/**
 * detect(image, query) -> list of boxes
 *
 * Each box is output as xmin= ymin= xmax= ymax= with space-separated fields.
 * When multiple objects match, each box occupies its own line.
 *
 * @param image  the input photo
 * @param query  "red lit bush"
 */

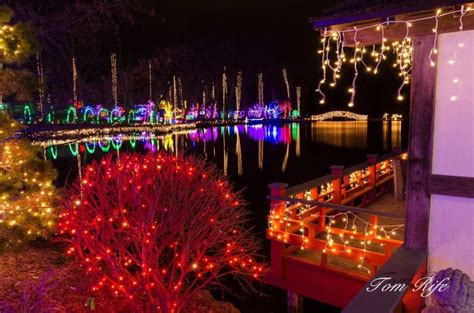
xmin=58 ymin=153 xmax=263 ymax=312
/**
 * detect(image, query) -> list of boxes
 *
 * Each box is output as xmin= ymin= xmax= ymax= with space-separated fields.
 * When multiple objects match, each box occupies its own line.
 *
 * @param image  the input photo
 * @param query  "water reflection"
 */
xmin=43 ymin=121 xmax=403 ymax=179
xmin=311 ymin=121 xmax=368 ymax=148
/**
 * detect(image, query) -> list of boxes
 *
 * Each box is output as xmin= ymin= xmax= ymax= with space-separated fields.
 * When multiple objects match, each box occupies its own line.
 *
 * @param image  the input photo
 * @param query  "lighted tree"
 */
xmin=0 ymin=113 xmax=58 ymax=248
xmin=0 ymin=5 xmax=37 ymax=102
xmin=58 ymin=153 xmax=263 ymax=312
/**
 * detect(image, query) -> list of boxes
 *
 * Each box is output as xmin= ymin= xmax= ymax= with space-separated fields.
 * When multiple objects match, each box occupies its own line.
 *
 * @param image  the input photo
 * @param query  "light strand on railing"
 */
xmin=320 ymin=210 xmax=404 ymax=274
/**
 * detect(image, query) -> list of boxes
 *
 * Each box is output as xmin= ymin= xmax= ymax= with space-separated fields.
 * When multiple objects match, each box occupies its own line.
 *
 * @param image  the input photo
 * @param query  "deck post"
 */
xmin=330 ymin=165 xmax=344 ymax=203
xmin=392 ymin=155 xmax=405 ymax=201
xmin=367 ymin=154 xmax=378 ymax=201
xmin=287 ymin=291 xmax=304 ymax=313
xmin=405 ymin=34 xmax=437 ymax=251
xmin=269 ymin=182 xmax=288 ymax=278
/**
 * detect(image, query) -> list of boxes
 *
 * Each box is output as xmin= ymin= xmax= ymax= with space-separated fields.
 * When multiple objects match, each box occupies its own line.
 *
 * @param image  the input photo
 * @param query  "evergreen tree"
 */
xmin=0 ymin=112 xmax=57 ymax=248
xmin=0 ymin=5 xmax=37 ymax=102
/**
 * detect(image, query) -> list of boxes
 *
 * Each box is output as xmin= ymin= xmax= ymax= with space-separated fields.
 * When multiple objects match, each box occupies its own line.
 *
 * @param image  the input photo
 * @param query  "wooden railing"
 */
xmin=267 ymin=151 xmax=407 ymax=279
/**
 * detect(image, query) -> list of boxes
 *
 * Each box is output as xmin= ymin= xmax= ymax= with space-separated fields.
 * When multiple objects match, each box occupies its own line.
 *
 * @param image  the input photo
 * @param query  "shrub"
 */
xmin=0 ymin=113 xmax=58 ymax=249
xmin=58 ymin=153 xmax=263 ymax=312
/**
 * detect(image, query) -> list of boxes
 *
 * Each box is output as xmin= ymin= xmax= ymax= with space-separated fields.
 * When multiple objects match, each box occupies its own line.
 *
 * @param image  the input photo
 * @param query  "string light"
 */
xmin=310 ymin=110 xmax=368 ymax=121
xmin=36 ymin=53 xmax=45 ymax=114
xmin=258 ymin=72 xmax=264 ymax=106
xmin=282 ymin=68 xmax=290 ymax=99
xmin=111 ymin=53 xmax=118 ymax=105
xmin=348 ymin=27 xmax=359 ymax=107
xmin=148 ymin=61 xmax=152 ymax=101
xmin=221 ymin=67 xmax=227 ymax=116
xmin=0 ymin=115 xmax=57 ymax=244
xmin=235 ymin=71 xmax=243 ymax=114
xmin=72 ymin=57 xmax=78 ymax=103
xmin=316 ymin=7 xmax=470 ymax=105
xmin=316 ymin=29 xmax=328 ymax=104
xmin=177 ymin=77 xmax=183 ymax=108
xmin=296 ymin=86 xmax=301 ymax=114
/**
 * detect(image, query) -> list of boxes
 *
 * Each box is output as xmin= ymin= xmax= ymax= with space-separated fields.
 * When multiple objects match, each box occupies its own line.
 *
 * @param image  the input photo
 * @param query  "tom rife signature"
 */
xmin=366 ymin=274 xmax=450 ymax=297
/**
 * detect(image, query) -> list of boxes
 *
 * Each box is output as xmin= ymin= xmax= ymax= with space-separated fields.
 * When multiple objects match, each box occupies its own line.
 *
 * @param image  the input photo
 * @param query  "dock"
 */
xmin=265 ymin=150 xmax=412 ymax=309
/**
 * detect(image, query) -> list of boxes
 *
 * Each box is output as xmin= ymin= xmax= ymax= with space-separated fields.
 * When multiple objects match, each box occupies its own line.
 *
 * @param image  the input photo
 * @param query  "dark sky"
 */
xmin=115 ymin=0 xmax=408 ymax=117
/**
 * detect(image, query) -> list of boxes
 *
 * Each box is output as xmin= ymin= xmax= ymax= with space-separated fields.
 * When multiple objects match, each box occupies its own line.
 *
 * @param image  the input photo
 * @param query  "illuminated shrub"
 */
xmin=58 ymin=153 xmax=263 ymax=312
xmin=0 ymin=113 xmax=58 ymax=248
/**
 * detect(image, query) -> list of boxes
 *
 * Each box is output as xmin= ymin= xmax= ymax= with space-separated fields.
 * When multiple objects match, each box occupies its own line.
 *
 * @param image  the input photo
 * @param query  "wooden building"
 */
xmin=265 ymin=1 xmax=474 ymax=312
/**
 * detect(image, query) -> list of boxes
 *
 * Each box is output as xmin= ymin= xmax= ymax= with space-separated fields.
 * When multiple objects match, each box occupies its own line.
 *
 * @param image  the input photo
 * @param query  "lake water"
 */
xmin=46 ymin=120 xmax=407 ymax=312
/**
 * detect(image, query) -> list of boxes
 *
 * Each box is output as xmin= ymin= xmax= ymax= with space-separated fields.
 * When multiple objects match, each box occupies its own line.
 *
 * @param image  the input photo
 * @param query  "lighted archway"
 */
xmin=66 ymin=106 xmax=77 ymax=124
xmin=83 ymin=106 xmax=95 ymax=123
xmin=23 ymin=105 xmax=32 ymax=124
xmin=96 ymin=108 xmax=110 ymax=124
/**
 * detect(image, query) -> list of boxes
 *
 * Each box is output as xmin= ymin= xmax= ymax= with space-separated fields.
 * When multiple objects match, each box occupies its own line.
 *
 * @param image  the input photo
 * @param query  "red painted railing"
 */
xmin=267 ymin=151 xmax=407 ymax=288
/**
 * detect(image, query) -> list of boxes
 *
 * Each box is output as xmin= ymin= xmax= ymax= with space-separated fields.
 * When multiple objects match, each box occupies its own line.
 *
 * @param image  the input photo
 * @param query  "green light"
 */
xmin=149 ymin=111 xmax=155 ymax=124
xmin=66 ymin=106 xmax=77 ymax=124
xmin=127 ymin=110 xmax=136 ymax=124
xmin=46 ymin=111 xmax=55 ymax=124
xmin=96 ymin=109 xmax=109 ymax=124
xmin=129 ymin=138 xmax=137 ymax=148
xmin=83 ymin=107 xmax=95 ymax=123
xmin=85 ymin=142 xmax=96 ymax=154
xmin=68 ymin=143 xmax=78 ymax=156
xmin=23 ymin=105 xmax=32 ymax=124
xmin=99 ymin=140 xmax=110 ymax=152
xmin=49 ymin=146 xmax=58 ymax=160
xmin=111 ymin=138 xmax=122 ymax=150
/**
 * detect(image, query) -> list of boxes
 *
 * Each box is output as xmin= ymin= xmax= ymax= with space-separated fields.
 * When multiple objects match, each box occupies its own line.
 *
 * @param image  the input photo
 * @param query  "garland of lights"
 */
xmin=72 ymin=57 xmax=78 ymax=102
xmin=258 ymin=72 xmax=264 ymax=106
xmin=148 ymin=60 xmax=152 ymax=101
xmin=268 ymin=188 xmax=404 ymax=274
xmin=296 ymin=86 xmax=301 ymax=114
xmin=235 ymin=71 xmax=243 ymax=113
xmin=310 ymin=110 xmax=368 ymax=121
xmin=316 ymin=5 xmax=473 ymax=107
xmin=111 ymin=53 xmax=118 ymax=105
xmin=282 ymin=68 xmax=290 ymax=99
xmin=222 ymin=67 xmax=227 ymax=113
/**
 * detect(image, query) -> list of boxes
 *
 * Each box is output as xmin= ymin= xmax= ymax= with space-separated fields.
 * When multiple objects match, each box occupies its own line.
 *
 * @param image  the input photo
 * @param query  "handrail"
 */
xmin=286 ymin=150 xmax=406 ymax=196
xmin=342 ymin=245 xmax=426 ymax=313
xmin=286 ymin=173 xmax=335 ymax=195
xmin=268 ymin=195 xmax=405 ymax=219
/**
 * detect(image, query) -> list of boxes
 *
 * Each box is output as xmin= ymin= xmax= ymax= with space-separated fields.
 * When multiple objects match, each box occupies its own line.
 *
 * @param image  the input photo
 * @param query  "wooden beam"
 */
xmin=430 ymin=174 xmax=474 ymax=198
xmin=342 ymin=245 xmax=426 ymax=313
xmin=311 ymin=1 xmax=473 ymax=29
xmin=404 ymin=35 xmax=437 ymax=252
xmin=338 ymin=9 xmax=474 ymax=46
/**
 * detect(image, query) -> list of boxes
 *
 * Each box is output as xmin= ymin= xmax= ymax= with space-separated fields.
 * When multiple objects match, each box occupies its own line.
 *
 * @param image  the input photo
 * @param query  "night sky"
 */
xmin=115 ymin=0 xmax=408 ymax=117
xmin=7 ymin=0 xmax=408 ymax=118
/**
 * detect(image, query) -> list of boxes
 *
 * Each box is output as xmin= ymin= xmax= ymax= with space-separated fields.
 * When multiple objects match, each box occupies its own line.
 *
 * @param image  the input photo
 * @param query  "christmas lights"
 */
xmin=310 ymin=111 xmax=368 ymax=121
xmin=0 ymin=113 xmax=58 ymax=247
xmin=58 ymin=153 xmax=263 ymax=311
xmin=316 ymin=6 xmax=473 ymax=106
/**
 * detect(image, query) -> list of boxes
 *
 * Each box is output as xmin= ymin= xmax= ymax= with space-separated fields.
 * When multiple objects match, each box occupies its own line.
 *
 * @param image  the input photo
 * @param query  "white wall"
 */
xmin=428 ymin=29 xmax=474 ymax=279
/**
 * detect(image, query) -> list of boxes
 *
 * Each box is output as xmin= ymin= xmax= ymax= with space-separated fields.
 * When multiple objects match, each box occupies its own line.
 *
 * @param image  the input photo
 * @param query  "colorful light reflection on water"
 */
xmin=47 ymin=121 xmax=403 ymax=180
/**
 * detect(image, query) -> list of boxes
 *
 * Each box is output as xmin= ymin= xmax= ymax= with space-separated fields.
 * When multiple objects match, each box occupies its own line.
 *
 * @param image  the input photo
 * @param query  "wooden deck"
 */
xmin=265 ymin=151 xmax=409 ymax=308
xmin=290 ymin=191 xmax=405 ymax=278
